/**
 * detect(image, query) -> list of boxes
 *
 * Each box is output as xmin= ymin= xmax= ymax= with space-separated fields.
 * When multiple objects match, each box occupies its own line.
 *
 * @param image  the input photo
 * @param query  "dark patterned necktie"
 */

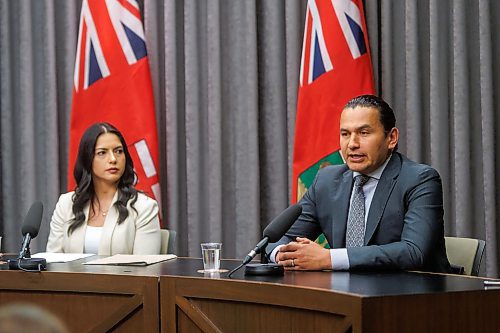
xmin=346 ymin=175 xmax=370 ymax=247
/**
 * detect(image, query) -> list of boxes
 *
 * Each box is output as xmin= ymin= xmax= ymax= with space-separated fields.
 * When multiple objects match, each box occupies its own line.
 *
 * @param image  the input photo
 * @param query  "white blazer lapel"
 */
xmin=68 ymin=202 xmax=89 ymax=253
xmin=98 ymin=191 xmax=119 ymax=255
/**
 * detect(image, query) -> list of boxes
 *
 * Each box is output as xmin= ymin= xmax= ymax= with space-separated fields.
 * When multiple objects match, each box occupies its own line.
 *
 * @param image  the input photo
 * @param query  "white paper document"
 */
xmin=83 ymin=254 xmax=177 ymax=266
xmin=32 ymin=252 xmax=95 ymax=263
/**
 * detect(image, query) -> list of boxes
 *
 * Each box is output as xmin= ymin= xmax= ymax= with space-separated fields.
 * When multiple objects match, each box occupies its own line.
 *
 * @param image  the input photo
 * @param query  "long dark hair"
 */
xmin=69 ymin=122 xmax=138 ymax=234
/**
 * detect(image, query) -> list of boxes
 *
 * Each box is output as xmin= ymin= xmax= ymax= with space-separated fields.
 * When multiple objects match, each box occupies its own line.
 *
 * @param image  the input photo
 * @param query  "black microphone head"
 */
xmin=21 ymin=201 xmax=44 ymax=237
xmin=263 ymin=204 xmax=302 ymax=242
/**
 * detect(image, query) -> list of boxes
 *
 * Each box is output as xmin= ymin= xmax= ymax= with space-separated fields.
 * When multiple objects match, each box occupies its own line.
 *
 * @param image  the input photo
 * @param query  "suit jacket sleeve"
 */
xmin=46 ymin=192 xmax=73 ymax=253
xmin=131 ymin=194 xmax=161 ymax=254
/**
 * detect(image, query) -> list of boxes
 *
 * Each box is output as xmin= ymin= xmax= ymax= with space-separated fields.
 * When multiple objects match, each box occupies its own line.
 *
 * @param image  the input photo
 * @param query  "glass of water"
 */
xmin=201 ymin=242 xmax=222 ymax=272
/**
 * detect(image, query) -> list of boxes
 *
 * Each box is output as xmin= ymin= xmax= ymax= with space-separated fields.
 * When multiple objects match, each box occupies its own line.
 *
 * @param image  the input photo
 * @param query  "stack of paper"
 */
xmin=83 ymin=254 xmax=177 ymax=266
xmin=32 ymin=252 xmax=95 ymax=263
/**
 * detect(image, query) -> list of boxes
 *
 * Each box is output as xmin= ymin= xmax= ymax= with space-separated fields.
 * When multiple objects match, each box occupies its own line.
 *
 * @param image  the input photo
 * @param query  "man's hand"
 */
xmin=276 ymin=237 xmax=332 ymax=270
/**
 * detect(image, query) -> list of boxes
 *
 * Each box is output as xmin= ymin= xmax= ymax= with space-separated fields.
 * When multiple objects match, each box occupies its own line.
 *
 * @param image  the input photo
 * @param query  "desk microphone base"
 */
xmin=244 ymin=263 xmax=284 ymax=276
xmin=8 ymin=258 xmax=47 ymax=271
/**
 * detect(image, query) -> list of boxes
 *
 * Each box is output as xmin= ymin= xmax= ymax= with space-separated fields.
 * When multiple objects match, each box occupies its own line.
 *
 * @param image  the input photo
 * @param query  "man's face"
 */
xmin=340 ymin=106 xmax=398 ymax=174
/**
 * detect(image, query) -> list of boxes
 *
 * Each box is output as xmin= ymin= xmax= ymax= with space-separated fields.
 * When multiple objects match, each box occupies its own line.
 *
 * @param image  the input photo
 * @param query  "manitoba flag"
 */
xmin=69 ymin=0 xmax=161 ymax=209
xmin=292 ymin=0 xmax=375 ymax=204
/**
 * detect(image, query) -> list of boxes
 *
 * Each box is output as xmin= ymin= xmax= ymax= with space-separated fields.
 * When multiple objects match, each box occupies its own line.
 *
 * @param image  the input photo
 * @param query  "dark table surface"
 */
xmin=1 ymin=255 xmax=495 ymax=298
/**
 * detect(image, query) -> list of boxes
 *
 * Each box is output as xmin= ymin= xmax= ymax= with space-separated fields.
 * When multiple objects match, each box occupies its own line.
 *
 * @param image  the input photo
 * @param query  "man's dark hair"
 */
xmin=344 ymin=94 xmax=396 ymax=136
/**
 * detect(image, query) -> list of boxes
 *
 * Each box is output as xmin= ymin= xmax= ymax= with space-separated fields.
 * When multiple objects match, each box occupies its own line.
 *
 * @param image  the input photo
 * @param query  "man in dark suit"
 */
xmin=268 ymin=95 xmax=451 ymax=273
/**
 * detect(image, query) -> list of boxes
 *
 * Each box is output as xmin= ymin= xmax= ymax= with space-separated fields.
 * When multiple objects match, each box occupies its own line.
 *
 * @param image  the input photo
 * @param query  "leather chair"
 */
xmin=160 ymin=229 xmax=177 ymax=254
xmin=445 ymin=236 xmax=485 ymax=276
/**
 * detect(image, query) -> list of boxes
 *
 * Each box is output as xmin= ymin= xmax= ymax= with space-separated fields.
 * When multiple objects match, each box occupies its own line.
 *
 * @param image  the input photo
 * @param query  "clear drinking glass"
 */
xmin=200 ymin=242 xmax=222 ymax=272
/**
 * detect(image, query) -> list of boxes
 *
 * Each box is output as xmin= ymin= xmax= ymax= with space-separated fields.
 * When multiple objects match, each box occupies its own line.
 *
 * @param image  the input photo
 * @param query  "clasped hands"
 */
xmin=275 ymin=237 xmax=332 ymax=270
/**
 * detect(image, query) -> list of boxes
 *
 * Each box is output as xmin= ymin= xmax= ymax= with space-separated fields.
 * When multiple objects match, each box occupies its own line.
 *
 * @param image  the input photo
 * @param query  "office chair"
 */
xmin=444 ymin=236 xmax=485 ymax=276
xmin=160 ymin=229 xmax=177 ymax=254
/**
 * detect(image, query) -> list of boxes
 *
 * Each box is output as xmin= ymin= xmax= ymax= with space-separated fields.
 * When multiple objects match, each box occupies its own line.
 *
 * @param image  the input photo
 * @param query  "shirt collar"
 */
xmin=352 ymin=154 xmax=392 ymax=181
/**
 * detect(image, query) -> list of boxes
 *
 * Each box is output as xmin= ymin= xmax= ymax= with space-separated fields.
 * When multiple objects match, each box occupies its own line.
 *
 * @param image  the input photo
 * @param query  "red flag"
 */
xmin=69 ymin=0 xmax=161 ymax=212
xmin=292 ymin=0 xmax=375 ymax=203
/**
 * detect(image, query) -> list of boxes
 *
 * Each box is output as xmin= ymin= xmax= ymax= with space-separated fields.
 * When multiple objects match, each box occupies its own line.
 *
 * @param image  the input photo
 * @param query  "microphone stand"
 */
xmin=227 ymin=204 xmax=302 ymax=278
xmin=8 ymin=243 xmax=47 ymax=272
xmin=227 ymin=246 xmax=284 ymax=278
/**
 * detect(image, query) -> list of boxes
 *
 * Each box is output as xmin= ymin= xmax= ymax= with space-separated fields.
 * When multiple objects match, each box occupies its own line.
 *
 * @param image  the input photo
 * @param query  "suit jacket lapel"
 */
xmin=364 ymin=153 xmax=401 ymax=244
xmin=332 ymin=170 xmax=354 ymax=248
xmin=69 ymin=203 xmax=89 ymax=253
xmin=99 ymin=191 xmax=119 ymax=255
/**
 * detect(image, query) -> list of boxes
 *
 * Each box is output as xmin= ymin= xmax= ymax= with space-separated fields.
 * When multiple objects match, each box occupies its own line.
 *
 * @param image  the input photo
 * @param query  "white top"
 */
xmin=84 ymin=225 xmax=102 ymax=254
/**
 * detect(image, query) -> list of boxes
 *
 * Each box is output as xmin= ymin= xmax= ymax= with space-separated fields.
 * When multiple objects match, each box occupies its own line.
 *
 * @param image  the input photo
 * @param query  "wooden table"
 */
xmin=1 ymin=257 xmax=499 ymax=332
xmin=159 ymin=259 xmax=500 ymax=333
xmin=0 ymin=256 xmax=160 ymax=332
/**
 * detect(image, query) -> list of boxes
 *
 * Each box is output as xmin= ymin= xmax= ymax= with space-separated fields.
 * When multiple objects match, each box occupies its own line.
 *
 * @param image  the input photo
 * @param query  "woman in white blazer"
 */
xmin=46 ymin=122 xmax=161 ymax=255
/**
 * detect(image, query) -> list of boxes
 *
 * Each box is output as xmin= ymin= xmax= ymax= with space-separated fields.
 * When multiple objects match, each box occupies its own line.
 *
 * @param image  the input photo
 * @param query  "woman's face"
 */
xmin=91 ymin=133 xmax=126 ymax=186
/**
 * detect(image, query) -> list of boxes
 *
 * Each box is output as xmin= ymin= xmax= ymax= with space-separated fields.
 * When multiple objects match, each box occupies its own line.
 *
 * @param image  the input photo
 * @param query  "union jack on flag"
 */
xmin=73 ymin=0 xmax=110 ymax=91
xmin=69 ymin=0 xmax=163 ymax=214
xmin=74 ymin=0 xmax=147 ymax=91
xmin=300 ymin=0 xmax=369 ymax=86
xmin=331 ymin=0 xmax=368 ymax=59
xmin=300 ymin=0 xmax=333 ymax=85
xmin=106 ymin=0 xmax=147 ymax=65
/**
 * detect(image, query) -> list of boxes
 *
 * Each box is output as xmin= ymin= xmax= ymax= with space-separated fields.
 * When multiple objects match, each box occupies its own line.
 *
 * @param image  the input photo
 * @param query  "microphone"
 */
xmin=243 ymin=204 xmax=302 ymax=265
xmin=9 ymin=201 xmax=46 ymax=271
xmin=227 ymin=204 xmax=302 ymax=278
xmin=19 ymin=201 xmax=44 ymax=259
